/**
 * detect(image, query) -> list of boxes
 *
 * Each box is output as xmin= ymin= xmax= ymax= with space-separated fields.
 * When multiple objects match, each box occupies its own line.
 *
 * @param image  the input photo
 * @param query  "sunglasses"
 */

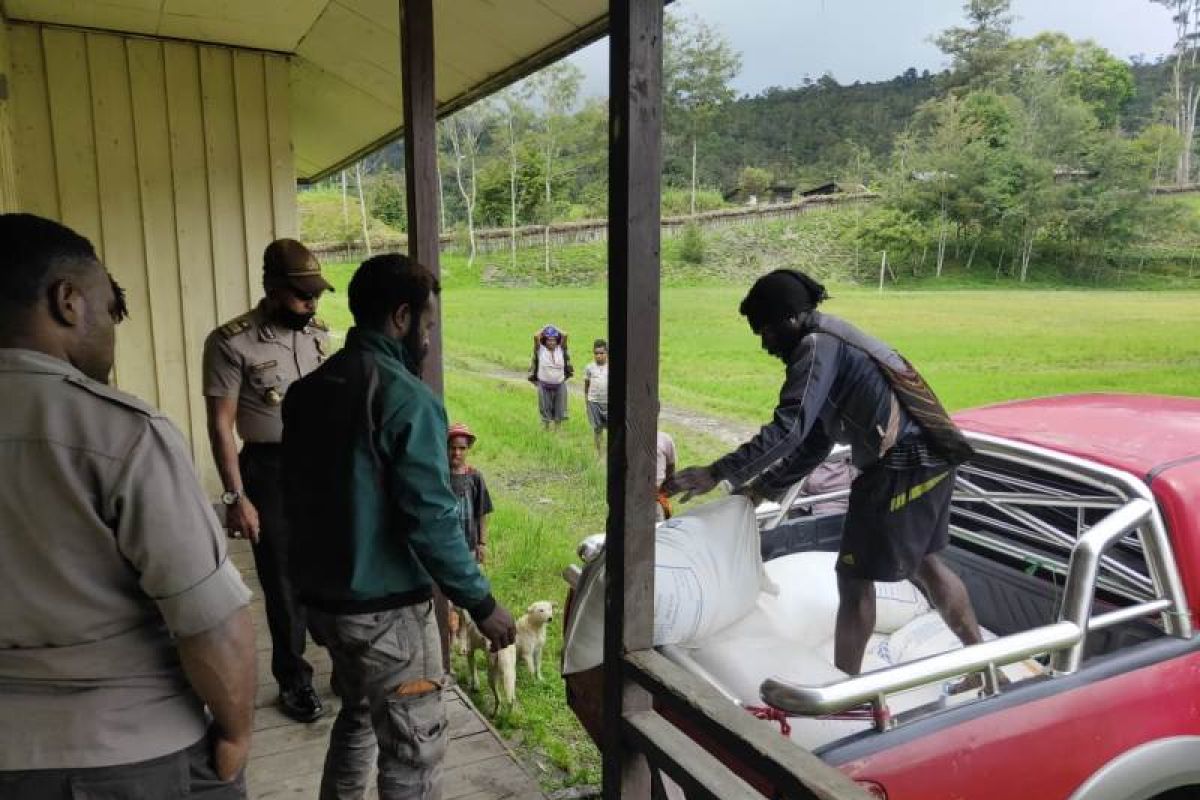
xmin=287 ymin=286 xmax=320 ymax=303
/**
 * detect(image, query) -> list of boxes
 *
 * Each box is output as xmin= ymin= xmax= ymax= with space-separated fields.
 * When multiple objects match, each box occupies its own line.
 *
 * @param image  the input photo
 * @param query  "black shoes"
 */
xmin=279 ymin=684 xmax=325 ymax=723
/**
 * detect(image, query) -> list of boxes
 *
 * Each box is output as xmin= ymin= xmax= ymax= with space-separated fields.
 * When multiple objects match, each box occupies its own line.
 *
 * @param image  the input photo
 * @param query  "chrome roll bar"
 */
xmin=758 ymin=433 xmax=1193 ymax=726
xmin=761 ymin=621 xmax=1082 ymax=721
xmin=966 ymin=432 xmax=1191 ymax=639
xmin=1052 ymin=499 xmax=1154 ymax=673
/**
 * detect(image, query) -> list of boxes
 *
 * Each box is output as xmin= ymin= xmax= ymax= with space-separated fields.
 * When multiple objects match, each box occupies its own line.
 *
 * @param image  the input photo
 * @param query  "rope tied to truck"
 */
xmin=745 ymin=704 xmax=792 ymax=736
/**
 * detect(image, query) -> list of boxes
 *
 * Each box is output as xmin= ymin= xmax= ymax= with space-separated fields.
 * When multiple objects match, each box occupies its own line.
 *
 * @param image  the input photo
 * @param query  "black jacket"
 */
xmin=527 ymin=332 xmax=574 ymax=383
xmin=712 ymin=312 xmax=930 ymax=497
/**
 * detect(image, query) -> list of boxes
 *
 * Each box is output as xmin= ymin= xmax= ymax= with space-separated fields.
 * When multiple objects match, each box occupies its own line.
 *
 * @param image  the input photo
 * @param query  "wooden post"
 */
xmin=604 ymin=0 xmax=662 ymax=798
xmin=878 ymin=251 xmax=887 ymax=293
xmin=400 ymin=0 xmax=450 ymax=668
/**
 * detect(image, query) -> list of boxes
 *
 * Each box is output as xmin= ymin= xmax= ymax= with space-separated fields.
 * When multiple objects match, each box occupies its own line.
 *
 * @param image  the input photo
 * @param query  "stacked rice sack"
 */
xmin=561 ymin=498 xmax=1040 ymax=751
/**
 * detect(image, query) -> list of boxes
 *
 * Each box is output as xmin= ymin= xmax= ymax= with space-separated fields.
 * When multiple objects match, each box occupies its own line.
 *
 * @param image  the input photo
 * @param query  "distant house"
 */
xmin=724 ymin=184 xmax=793 ymax=205
xmin=800 ymin=181 xmax=839 ymax=197
xmin=768 ymin=183 xmax=796 ymax=203
xmin=1054 ymin=166 xmax=1099 ymax=183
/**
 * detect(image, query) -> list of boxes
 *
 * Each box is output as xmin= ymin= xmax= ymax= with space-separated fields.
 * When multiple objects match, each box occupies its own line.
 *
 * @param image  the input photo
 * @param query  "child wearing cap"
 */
xmin=448 ymin=422 xmax=494 ymax=564
xmin=527 ymin=324 xmax=573 ymax=431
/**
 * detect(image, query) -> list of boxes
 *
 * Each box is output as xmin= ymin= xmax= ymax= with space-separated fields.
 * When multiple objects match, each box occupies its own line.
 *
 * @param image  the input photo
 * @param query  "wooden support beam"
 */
xmin=624 ymin=711 xmax=762 ymax=800
xmin=400 ymin=0 xmax=442 ymax=396
xmin=603 ymin=0 xmax=663 ymax=798
xmin=400 ymin=0 xmax=450 ymax=670
xmin=625 ymin=650 xmax=872 ymax=800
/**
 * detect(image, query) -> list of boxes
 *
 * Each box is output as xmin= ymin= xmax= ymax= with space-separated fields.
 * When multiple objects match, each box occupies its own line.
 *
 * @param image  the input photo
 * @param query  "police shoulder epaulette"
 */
xmin=218 ymin=314 xmax=254 ymax=340
xmin=63 ymin=374 xmax=164 ymax=419
xmin=309 ymin=317 xmax=329 ymax=332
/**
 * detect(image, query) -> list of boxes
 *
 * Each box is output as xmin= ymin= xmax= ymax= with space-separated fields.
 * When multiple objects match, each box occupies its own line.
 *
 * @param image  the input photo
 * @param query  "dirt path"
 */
xmin=457 ymin=360 xmax=756 ymax=447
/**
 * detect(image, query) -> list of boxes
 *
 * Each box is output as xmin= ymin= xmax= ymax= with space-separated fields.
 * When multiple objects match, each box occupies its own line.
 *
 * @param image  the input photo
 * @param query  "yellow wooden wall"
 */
xmin=0 ymin=17 xmax=18 ymax=211
xmin=6 ymin=23 xmax=297 ymax=486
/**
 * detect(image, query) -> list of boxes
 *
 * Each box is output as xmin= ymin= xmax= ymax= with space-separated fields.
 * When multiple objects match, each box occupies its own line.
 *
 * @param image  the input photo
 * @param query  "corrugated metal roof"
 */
xmin=1 ymin=0 xmax=610 ymax=181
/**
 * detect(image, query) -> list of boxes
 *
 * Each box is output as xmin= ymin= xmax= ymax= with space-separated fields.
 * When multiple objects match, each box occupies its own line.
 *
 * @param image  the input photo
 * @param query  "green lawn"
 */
xmin=438 ymin=284 xmax=1200 ymax=423
xmin=313 ymin=263 xmax=1200 ymax=790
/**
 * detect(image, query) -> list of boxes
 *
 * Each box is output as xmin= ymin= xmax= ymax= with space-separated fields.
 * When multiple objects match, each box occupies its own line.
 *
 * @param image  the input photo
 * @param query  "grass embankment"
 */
xmin=315 ymin=264 xmax=1200 ymax=790
xmin=434 ymin=197 xmax=1200 ymax=290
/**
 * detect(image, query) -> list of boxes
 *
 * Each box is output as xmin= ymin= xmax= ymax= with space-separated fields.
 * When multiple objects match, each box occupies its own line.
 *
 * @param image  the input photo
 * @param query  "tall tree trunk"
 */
xmin=1019 ymin=233 xmax=1034 ymax=283
xmin=508 ymin=115 xmax=518 ymax=271
xmin=436 ymin=159 xmax=446 ymax=231
xmin=448 ymin=122 xmax=475 ymax=263
xmin=1184 ymin=84 xmax=1200 ymax=184
xmin=936 ymin=203 xmax=948 ymax=277
xmin=468 ymin=147 xmax=477 ymax=264
xmin=690 ymin=136 xmax=698 ymax=216
xmin=355 ymin=162 xmax=373 ymax=257
xmin=447 ymin=120 xmax=478 ymax=264
xmin=1172 ymin=1 xmax=1200 ymax=185
xmin=544 ymin=139 xmax=553 ymax=274
xmin=340 ymin=170 xmax=349 ymax=225
xmin=965 ymin=234 xmax=980 ymax=271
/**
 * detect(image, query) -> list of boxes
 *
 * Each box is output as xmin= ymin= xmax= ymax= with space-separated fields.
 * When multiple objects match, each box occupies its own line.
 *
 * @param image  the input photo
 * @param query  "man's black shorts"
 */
xmin=836 ymin=463 xmax=955 ymax=582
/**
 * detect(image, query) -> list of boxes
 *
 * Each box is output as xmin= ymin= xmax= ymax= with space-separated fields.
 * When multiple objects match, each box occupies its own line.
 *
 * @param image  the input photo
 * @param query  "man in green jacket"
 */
xmin=282 ymin=253 xmax=515 ymax=800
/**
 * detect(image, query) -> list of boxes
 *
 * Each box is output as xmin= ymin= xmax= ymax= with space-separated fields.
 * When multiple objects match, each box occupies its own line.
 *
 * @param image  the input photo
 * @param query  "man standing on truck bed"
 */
xmin=665 ymin=269 xmax=985 ymax=677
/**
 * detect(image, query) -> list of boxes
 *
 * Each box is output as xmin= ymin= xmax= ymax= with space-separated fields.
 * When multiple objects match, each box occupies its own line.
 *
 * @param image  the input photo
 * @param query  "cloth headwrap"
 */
xmin=541 ymin=324 xmax=561 ymax=339
xmin=740 ymin=270 xmax=825 ymax=331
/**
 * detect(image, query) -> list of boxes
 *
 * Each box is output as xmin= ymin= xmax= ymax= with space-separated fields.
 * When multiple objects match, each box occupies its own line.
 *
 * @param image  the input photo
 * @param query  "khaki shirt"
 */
xmin=0 ymin=349 xmax=252 ymax=770
xmin=202 ymin=301 xmax=330 ymax=443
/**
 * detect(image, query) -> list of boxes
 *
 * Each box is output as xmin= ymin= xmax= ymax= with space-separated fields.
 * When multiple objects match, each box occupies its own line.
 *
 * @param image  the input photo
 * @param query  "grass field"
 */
xmin=313 ymin=262 xmax=1200 ymax=790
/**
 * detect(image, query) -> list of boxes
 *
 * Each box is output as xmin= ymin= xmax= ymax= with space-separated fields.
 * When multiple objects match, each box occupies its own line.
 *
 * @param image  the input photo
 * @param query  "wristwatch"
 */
xmin=220 ymin=489 xmax=242 ymax=506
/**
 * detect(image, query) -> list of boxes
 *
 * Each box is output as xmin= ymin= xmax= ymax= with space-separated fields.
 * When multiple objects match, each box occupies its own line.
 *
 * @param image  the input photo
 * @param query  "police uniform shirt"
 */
xmin=202 ymin=300 xmax=330 ymax=443
xmin=0 ymin=348 xmax=252 ymax=770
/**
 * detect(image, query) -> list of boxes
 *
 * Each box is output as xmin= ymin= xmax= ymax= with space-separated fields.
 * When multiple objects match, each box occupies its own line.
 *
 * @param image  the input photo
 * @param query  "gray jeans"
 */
xmin=309 ymin=602 xmax=447 ymax=800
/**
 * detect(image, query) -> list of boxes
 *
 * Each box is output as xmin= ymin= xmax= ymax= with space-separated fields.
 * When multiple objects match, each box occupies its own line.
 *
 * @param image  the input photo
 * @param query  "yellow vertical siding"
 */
xmin=0 ymin=18 xmax=18 ymax=212
xmin=7 ymin=23 xmax=296 ymax=489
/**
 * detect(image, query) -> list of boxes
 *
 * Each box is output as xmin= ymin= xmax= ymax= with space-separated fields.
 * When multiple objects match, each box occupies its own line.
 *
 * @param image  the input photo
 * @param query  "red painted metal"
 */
xmin=837 ymin=652 xmax=1200 ymax=799
xmin=564 ymin=393 xmax=1200 ymax=799
xmin=1151 ymin=463 xmax=1200 ymax=622
xmin=952 ymin=393 xmax=1200 ymax=479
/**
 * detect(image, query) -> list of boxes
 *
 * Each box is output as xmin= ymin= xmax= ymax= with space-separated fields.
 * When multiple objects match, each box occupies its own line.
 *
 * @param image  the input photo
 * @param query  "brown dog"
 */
xmin=459 ymin=612 xmax=517 ymax=713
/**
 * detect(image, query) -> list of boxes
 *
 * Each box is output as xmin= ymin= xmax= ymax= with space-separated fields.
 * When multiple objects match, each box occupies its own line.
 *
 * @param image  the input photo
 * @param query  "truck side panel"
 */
xmin=837 ymin=652 xmax=1200 ymax=800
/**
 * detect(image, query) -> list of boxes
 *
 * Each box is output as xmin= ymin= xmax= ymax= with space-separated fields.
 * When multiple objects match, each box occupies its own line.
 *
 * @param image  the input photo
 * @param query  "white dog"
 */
xmin=458 ymin=613 xmax=517 ymax=713
xmin=516 ymin=601 xmax=554 ymax=681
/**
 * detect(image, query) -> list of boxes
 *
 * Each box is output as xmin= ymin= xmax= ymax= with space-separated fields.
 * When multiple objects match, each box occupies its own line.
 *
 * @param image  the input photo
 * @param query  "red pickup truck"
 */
xmin=563 ymin=394 xmax=1200 ymax=800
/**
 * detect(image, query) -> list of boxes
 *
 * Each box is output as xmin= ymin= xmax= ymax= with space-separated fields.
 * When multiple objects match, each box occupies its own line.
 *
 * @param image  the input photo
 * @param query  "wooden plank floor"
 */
xmin=230 ymin=540 xmax=545 ymax=800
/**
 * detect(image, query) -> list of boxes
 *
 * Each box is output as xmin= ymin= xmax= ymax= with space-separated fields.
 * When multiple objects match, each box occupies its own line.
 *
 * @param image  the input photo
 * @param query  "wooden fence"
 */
xmin=308 ymin=192 xmax=878 ymax=264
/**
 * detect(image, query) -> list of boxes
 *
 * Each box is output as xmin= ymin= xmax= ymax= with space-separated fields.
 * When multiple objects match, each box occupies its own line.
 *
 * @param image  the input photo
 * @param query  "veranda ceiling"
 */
xmin=1 ymin=0 xmax=609 ymax=181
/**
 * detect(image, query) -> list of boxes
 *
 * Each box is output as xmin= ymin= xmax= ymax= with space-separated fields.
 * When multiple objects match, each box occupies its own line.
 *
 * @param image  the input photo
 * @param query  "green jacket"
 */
xmin=282 ymin=327 xmax=495 ymax=621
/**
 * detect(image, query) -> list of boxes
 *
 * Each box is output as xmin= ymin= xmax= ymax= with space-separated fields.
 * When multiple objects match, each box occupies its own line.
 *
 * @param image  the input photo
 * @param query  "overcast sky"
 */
xmin=567 ymin=0 xmax=1177 ymax=97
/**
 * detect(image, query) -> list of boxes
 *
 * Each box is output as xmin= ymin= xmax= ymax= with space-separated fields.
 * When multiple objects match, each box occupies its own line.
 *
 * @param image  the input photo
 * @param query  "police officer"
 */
xmin=203 ymin=238 xmax=332 ymax=723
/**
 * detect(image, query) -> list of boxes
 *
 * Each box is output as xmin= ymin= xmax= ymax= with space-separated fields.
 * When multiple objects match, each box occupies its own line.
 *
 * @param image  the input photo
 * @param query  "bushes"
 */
xmin=679 ymin=223 xmax=706 ymax=264
xmin=297 ymin=187 xmax=400 ymax=246
xmin=661 ymin=187 xmax=727 ymax=216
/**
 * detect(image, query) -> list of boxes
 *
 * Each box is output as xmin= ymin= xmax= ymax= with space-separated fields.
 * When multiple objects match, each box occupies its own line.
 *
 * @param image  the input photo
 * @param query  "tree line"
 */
xmin=303 ymin=0 xmax=1200 ymax=281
